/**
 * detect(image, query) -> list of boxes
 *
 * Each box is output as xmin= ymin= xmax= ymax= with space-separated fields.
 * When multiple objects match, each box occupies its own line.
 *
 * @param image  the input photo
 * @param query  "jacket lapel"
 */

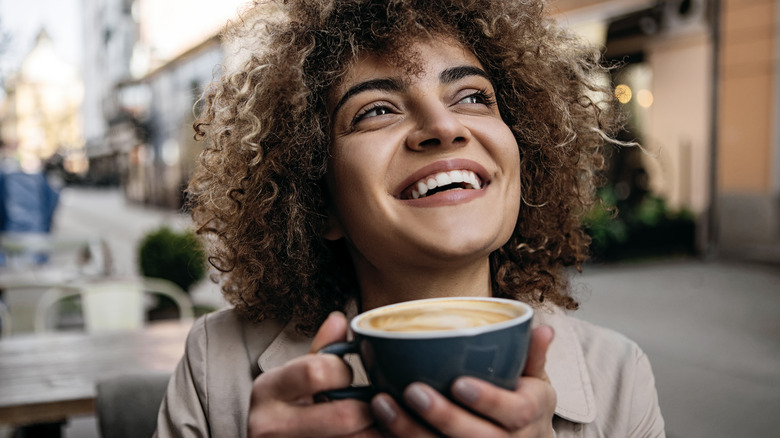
xmin=535 ymin=305 xmax=597 ymax=424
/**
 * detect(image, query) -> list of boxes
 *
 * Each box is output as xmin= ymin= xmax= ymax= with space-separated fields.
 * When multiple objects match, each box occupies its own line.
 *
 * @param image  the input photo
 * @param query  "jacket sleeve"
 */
xmin=154 ymin=315 xmax=211 ymax=438
xmin=628 ymin=349 xmax=666 ymax=437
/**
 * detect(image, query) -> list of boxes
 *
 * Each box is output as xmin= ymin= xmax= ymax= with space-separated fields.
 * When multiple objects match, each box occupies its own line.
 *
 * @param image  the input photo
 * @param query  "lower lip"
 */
xmin=400 ymin=186 xmax=488 ymax=207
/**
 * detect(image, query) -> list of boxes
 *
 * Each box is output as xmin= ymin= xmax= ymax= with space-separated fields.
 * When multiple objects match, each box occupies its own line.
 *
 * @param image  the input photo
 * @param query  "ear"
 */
xmin=323 ymin=208 xmax=345 ymax=241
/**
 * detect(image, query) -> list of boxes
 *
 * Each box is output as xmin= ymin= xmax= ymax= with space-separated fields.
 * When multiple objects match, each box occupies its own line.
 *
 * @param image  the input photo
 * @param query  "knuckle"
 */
xmin=474 ymin=383 xmax=502 ymax=410
xmin=420 ymin=403 xmax=464 ymax=436
xmin=247 ymin=412 xmax=282 ymax=438
xmin=301 ymin=355 xmax=334 ymax=388
xmin=545 ymin=385 xmax=558 ymax=410
xmin=508 ymin=392 xmax=541 ymax=429
xmin=249 ymin=372 xmax=275 ymax=403
xmin=386 ymin=417 xmax=423 ymax=438
xmin=332 ymin=400 xmax=369 ymax=431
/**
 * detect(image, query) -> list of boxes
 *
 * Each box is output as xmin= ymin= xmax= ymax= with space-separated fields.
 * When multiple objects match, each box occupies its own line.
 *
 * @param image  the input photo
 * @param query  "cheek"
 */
xmin=503 ymin=139 xmax=523 ymax=222
xmin=325 ymin=154 xmax=378 ymax=226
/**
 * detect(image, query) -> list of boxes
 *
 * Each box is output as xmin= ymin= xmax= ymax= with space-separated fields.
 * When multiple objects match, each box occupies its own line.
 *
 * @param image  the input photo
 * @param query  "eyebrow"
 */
xmin=331 ymin=78 xmax=405 ymax=119
xmin=331 ymin=65 xmax=492 ymax=119
xmin=439 ymin=65 xmax=491 ymax=84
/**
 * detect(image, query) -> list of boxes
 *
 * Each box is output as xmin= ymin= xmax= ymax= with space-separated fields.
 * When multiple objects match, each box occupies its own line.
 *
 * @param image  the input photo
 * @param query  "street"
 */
xmin=572 ymin=260 xmax=780 ymax=438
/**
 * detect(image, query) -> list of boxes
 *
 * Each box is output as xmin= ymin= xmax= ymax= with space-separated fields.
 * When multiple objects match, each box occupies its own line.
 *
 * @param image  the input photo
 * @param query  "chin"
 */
xmin=417 ymin=230 xmax=508 ymax=261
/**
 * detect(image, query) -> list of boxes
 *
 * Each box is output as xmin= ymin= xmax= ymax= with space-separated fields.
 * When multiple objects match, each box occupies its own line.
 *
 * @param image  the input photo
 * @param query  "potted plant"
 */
xmin=137 ymin=226 xmax=208 ymax=319
xmin=137 ymin=225 xmax=207 ymax=292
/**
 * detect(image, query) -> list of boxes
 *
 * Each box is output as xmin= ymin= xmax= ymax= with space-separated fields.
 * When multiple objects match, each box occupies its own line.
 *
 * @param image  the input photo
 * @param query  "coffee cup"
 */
xmin=319 ymin=297 xmax=533 ymax=403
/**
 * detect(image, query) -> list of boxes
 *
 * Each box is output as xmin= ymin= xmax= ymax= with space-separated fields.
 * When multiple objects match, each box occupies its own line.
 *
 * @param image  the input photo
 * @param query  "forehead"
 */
xmin=328 ymin=37 xmax=483 ymax=103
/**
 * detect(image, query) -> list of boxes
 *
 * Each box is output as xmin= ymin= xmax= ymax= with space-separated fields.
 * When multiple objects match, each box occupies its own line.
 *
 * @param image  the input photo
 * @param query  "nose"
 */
xmin=405 ymin=103 xmax=471 ymax=151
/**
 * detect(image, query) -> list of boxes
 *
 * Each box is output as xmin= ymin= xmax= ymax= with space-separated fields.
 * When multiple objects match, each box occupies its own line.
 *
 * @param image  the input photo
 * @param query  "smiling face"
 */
xmin=325 ymin=37 xmax=521 ymax=283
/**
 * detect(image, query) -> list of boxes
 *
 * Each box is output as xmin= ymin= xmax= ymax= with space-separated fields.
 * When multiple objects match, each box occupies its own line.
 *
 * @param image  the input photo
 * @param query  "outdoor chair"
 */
xmin=96 ymin=372 xmax=171 ymax=438
xmin=34 ymin=277 xmax=194 ymax=332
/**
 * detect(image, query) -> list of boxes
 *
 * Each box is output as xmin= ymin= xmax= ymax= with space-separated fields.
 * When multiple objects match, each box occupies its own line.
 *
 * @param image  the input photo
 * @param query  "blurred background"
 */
xmin=1 ymin=0 xmax=778 ymax=262
xmin=0 ymin=0 xmax=777 ymax=437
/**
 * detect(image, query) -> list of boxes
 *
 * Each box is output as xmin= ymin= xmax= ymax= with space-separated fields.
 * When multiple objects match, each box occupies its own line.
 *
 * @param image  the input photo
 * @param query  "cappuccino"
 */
xmin=321 ymin=297 xmax=534 ymax=402
xmin=357 ymin=299 xmax=523 ymax=332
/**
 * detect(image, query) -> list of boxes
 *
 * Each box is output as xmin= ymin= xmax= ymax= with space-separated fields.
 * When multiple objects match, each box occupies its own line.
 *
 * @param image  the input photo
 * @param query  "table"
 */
xmin=0 ymin=321 xmax=191 ymax=426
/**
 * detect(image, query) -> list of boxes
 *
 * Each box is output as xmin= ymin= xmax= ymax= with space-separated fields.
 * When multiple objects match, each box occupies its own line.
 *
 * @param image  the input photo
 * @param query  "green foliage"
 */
xmin=582 ymin=187 xmax=628 ymax=256
xmin=583 ymin=186 xmax=697 ymax=261
xmin=138 ymin=226 xmax=207 ymax=292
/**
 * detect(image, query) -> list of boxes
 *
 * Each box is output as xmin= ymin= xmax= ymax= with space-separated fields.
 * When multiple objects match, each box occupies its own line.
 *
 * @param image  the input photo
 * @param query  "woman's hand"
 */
xmin=247 ymin=312 xmax=380 ymax=437
xmin=370 ymin=325 xmax=557 ymax=438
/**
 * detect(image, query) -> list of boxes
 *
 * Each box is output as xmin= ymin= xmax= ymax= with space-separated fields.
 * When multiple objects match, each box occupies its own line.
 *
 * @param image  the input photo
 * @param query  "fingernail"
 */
xmin=372 ymin=395 xmax=396 ymax=424
xmin=452 ymin=379 xmax=479 ymax=403
xmin=404 ymin=384 xmax=431 ymax=411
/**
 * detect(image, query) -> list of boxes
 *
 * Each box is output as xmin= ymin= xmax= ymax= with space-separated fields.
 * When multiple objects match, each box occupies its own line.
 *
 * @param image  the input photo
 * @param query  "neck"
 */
xmin=354 ymin=255 xmax=493 ymax=312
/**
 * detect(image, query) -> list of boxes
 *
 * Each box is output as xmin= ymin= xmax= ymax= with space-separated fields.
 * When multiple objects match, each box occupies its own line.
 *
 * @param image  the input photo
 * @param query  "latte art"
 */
xmin=358 ymin=300 xmax=522 ymax=332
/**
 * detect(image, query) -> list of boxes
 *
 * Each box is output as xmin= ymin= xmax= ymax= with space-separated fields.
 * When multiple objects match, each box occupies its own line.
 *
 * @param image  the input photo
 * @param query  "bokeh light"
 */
xmin=615 ymin=84 xmax=632 ymax=104
xmin=637 ymin=89 xmax=654 ymax=108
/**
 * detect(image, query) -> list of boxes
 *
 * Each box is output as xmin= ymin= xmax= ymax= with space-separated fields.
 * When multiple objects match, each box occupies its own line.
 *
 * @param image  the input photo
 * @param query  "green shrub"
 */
xmin=137 ymin=226 xmax=207 ymax=292
xmin=583 ymin=186 xmax=697 ymax=261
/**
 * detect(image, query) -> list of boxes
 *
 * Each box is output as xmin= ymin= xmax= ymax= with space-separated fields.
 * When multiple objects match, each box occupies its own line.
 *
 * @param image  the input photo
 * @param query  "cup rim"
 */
xmin=350 ymin=296 xmax=534 ymax=339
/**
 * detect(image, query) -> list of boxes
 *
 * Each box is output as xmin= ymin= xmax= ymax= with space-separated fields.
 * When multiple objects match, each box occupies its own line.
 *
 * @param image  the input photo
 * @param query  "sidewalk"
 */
xmin=573 ymin=259 xmax=780 ymax=438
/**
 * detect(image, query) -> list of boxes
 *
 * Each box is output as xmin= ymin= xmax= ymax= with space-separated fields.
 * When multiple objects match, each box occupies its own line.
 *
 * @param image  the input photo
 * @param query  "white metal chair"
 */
xmin=34 ymin=277 xmax=194 ymax=333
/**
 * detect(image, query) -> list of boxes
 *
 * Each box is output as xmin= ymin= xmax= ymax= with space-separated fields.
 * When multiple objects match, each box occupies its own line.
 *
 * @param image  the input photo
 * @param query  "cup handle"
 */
xmin=317 ymin=340 xmax=375 ymax=402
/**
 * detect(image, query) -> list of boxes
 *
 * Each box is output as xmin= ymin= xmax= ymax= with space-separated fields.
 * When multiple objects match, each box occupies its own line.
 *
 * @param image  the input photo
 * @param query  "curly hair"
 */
xmin=188 ymin=0 xmax=619 ymax=334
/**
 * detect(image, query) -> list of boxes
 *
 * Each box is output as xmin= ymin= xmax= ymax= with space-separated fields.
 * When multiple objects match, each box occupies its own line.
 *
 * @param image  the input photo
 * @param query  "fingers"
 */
xmin=451 ymin=376 xmax=556 ymax=431
xmin=248 ymin=397 xmax=376 ymax=437
xmin=311 ymin=311 xmax=349 ymax=353
xmin=447 ymin=324 xmax=557 ymax=433
xmin=249 ymin=353 xmax=374 ymax=437
xmin=441 ymin=325 xmax=556 ymax=432
xmin=371 ymin=384 xmax=508 ymax=438
xmin=375 ymin=379 xmax=556 ymax=437
xmin=254 ymin=353 xmax=353 ymax=402
xmin=248 ymin=313 xmax=380 ymax=438
xmin=523 ymin=325 xmax=554 ymax=381
xmin=370 ymin=393 xmax=440 ymax=438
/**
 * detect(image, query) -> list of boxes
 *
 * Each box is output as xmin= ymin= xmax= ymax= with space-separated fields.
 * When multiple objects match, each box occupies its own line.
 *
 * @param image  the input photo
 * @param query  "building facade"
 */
xmin=81 ymin=0 xmax=139 ymax=185
xmin=113 ymin=36 xmax=223 ymax=208
xmin=555 ymin=0 xmax=779 ymax=261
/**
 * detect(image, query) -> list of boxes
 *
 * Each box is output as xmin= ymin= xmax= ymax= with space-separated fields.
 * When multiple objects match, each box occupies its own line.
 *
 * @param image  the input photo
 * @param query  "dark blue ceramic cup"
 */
xmin=319 ymin=297 xmax=533 ymax=403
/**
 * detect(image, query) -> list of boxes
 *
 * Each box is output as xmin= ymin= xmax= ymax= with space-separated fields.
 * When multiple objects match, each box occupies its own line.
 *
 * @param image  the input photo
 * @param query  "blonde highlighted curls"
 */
xmin=188 ymin=0 xmax=619 ymax=334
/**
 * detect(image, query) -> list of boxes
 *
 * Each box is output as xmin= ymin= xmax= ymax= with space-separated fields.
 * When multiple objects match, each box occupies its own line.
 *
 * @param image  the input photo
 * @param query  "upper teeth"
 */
xmin=410 ymin=170 xmax=482 ymax=200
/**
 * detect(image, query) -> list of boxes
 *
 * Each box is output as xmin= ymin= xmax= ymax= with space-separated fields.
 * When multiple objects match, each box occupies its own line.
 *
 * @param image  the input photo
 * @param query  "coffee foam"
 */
xmin=358 ymin=299 xmax=524 ymax=332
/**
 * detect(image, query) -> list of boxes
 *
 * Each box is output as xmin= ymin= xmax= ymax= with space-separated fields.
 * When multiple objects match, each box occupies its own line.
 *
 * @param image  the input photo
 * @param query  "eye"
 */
xmin=458 ymin=89 xmax=497 ymax=106
xmin=353 ymin=103 xmax=394 ymax=125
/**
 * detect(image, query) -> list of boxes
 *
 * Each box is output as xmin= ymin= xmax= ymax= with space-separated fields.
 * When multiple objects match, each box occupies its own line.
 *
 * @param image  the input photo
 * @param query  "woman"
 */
xmin=155 ymin=0 xmax=665 ymax=437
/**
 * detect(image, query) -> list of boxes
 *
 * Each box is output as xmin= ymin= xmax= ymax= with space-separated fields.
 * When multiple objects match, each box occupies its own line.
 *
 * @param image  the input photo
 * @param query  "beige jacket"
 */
xmin=155 ymin=306 xmax=665 ymax=437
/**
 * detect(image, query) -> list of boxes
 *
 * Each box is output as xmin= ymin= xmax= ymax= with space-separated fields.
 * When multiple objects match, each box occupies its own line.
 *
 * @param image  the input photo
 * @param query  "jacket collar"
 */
xmin=257 ymin=303 xmax=595 ymax=423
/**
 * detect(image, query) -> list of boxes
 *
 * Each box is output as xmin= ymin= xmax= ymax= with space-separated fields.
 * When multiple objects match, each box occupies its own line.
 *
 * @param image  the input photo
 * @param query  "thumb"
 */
xmin=310 ymin=311 xmax=349 ymax=353
xmin=523 ymin=325 xmax=554 ymax=381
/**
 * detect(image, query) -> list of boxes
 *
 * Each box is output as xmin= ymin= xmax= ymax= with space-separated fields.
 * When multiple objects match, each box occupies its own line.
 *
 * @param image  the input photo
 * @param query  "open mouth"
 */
xmin=401 ymin=169 xmax=484 ymax=200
